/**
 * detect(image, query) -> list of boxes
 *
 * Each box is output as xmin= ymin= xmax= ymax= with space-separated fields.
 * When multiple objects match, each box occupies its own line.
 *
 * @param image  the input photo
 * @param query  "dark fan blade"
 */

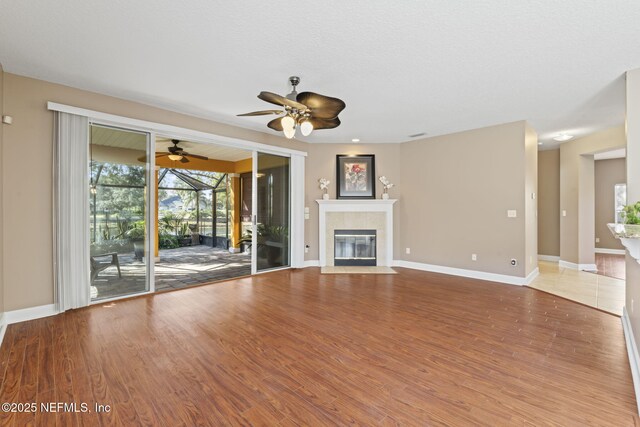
xmin=308 ymin=117 xmax=341 ymax=130
xmin=179 ymin=156 xmax=190 ymax=163
xmin=183 ymin=153 xmax=209 ymax=160
xmin=237 ymin=110 xmax=283 ymax=116
xmin=267 ymin=117 xmax=284 ymax=131
xmin=137 ymin=153 xmax=168 ymax=162
xmin=296 ymin=92 xmax=346 ymax=119
xmin=258 ymin=91 xmax=308 ymax=111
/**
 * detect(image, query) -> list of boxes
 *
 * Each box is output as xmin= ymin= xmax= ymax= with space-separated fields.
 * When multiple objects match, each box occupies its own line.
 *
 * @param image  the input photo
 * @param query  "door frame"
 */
xmin=49 ymin=102 xmax=306 ymax=300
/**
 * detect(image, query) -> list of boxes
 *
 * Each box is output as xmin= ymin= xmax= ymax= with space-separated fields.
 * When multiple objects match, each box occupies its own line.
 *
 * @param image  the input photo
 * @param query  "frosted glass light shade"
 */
xmin=168 ymin=154 xmax=183 ymax=161
xmin=281 ymin=115 xmax=295 ymax=131
xmin=283 ymin=126 xmax=296 ymax=139
xmin=300 ymin=120 xmax=313 ymax=136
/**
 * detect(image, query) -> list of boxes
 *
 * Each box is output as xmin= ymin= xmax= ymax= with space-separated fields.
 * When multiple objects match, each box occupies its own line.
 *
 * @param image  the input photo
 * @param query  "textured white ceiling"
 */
xmin=1 ymin=1 xmax=639 ymax=146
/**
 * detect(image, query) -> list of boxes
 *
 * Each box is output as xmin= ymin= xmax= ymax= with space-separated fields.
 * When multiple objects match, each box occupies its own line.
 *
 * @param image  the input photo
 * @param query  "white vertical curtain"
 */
xmin=53 ymin=111 xmax=90 ymax=311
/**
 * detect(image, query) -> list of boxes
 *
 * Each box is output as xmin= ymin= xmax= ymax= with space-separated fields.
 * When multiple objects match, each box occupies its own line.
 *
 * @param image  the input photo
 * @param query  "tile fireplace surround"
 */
xmin=317 ymin=199 xmax=397 ymax=267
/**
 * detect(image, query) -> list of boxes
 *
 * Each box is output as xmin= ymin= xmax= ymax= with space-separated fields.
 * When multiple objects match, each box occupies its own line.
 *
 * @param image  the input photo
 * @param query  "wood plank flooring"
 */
xmin=596 ymin=253 xmax=626 ymax=280
xmin=0 ymin=267 xmax=637 ymax=426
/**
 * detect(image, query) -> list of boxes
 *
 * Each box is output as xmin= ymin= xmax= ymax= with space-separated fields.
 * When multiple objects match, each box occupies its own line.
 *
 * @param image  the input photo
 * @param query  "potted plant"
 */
xmin=126 ymin=223 xmax=146 ymax=260
xmin=622 ymin=202 xmax=640 ymax=225
xmin=240 ymin=224 xmax=289 ymax=265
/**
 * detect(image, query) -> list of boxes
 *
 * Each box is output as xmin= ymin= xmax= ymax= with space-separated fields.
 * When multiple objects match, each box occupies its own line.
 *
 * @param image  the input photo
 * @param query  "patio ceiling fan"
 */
xmin=155 ymin=139 xmax=208 ymax=163
xmin=238 ymin=76 xmax=346 ymax=139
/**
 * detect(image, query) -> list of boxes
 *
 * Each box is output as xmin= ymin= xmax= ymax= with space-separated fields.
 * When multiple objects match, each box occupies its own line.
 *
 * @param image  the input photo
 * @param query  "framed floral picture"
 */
xmin=336 ymin=154 xmax=376 ymax=199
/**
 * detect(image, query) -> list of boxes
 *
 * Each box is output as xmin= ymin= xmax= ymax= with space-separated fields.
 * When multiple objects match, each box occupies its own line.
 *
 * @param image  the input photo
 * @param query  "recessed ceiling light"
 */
xmin=553 ymin=133 xmax=574 ymax=142
xmin=352 ymin=138 xmax=360 ymax=142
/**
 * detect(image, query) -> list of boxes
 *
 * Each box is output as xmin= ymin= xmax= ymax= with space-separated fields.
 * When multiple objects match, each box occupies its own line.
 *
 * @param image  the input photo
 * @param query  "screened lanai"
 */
xmin=89 ymin=127 xmax=252 ymax=300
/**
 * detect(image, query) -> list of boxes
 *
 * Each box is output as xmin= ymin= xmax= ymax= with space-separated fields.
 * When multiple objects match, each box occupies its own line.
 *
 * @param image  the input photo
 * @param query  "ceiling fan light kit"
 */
xmin=238 ymin=76 xmax=345 ymax=139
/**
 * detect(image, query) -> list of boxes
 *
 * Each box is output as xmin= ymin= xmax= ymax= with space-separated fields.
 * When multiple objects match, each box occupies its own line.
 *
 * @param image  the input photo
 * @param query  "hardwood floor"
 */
xmin=0 ymin=267 xmax=637 ymax=426
xmin=596 ymin=253 xmax=626 ymax=280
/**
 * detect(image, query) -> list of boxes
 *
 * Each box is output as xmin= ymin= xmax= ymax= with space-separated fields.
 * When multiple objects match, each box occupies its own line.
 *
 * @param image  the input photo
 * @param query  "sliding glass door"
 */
xmin=254 ymin=153 xmax=291 ymax=272
xmin=89 ymin=125 xmax=151 ymax=300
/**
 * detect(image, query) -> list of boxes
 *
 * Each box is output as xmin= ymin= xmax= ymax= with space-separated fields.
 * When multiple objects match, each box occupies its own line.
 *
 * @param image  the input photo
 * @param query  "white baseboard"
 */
xmin=559 ymin=260 xmax=598 ymax=272
xmin=304 ymin=260 xmax=320 ymax=268
xmin=595 ymin=248 xmax=626 ymax=255
xmin=392 ymin=260 xmax=538 ymax=286
xmin=622 ymin=307 xmax=640 ymax=415
xmin=5 ymin=304 xmax=58 ymax=325
xmin=538 ymin=254 xmax=560 ymax=262
xmin=0 ymin=313 xmax=6 ymax=349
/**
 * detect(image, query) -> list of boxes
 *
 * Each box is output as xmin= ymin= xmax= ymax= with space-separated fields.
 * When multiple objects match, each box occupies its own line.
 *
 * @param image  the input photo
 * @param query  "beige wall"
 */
xmin=0 ymin=63 xmax=4 ymax=318
xmin=304 ymin=143 xmax=402 ymax=260
xmin=559 ymin=126 xmax=626 ymax=265
xmin=594 ymin=158 xmax=626 ymax=250
xmin=3 ymin=72 xmax=541 ymax=312
xmin=538 ymin=149 xmax=560 ymax=256
xmin=2 ymin=73 xmax=303 ymax=311
xmin=626 ymin=68 xmax=640 ymax=346
xmin=398 ymin=121 xmax=533 ymax=277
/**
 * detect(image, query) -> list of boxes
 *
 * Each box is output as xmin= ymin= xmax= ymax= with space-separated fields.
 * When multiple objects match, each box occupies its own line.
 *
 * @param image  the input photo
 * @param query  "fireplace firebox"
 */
xmin=334 ymin=229 xmax=377 ymax=266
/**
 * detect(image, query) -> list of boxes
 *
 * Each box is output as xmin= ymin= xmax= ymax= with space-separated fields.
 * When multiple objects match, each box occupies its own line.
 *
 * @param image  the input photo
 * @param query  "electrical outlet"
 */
xmin=405 ymin=247 xmax=411 ymax=255
xmin=471 ymin=254 xmax=477 ymax=261
xmin=530 ymin=256 xmax=533 ymax=265
xmin=562 ymin=210 xmax=567 ymax=217
xmin=510 ymin=259 xmax=517 ymax=266
xmin=507 ymin=210 xmax=517 ymax=218
xmin=595 ymin=237 xmax=600 ymax=243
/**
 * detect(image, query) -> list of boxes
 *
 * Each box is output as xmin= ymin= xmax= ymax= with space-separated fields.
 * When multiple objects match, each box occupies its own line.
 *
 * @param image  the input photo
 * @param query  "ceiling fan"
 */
xmin=238 ymin=76 xmax=346 ymax=139
xmin=156 ymin=139 xmax=208 ymax=163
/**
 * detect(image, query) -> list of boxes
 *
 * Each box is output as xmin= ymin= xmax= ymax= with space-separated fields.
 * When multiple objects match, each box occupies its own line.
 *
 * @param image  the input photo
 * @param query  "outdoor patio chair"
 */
xmin=90 ymin=252 xmax=122 ymax=283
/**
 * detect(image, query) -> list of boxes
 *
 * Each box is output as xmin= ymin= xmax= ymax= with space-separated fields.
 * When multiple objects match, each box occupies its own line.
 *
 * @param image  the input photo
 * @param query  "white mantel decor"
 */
xmin=317 ymin=199 xmax=396 ymax=267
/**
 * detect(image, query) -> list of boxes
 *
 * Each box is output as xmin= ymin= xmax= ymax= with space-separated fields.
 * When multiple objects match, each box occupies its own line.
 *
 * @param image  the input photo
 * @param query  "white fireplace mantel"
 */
xmin=317 ymin=199 xmax=397 ymax=267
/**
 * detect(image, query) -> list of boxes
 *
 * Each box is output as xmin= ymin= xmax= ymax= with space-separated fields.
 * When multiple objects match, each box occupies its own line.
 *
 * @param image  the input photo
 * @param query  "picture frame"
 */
xmin=336 ymin=154 xmax=376 ymax=199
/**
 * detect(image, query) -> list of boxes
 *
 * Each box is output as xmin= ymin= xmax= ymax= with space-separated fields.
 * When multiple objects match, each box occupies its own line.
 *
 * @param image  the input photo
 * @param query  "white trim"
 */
xmin=0 ymin=313 xmax=6 ymax=348
xmin=47 ymin=102 xmax=307 ymax=158
xmin=559 ymin=260 xmax=578 ymax=269
xmin=595 ymin=248 xmax=626 ymax=255
xmin=147 ymin=130 xmax=156 ymax=294
xmin=538 ymin=254 xmax=560 ymax=262
xmin=317 ymin=199 xmax=396 ymax=267
xmin=251 ymin=152 xmax=258 ymax=275
xmin=5 ymin=304 xmax=58 ymax=325
xmin=304 ymin=260 xmax=320 ymax=267
xmin=392 ymin=260 xmax=538 ymax=286
xmin=622 ymin=307 xmax=640 ymax=415
xmin=90 ymin=290 xmax=152 ymax=306
xmin=290 ymin=155 xmax=305 ymax=268
xmin=559 ymin=260 xmax=598 ymax=271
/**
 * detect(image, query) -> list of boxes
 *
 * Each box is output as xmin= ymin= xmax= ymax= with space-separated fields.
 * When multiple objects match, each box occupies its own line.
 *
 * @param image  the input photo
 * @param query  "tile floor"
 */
xmin=528 ymin=260 xmax=625 ymax=315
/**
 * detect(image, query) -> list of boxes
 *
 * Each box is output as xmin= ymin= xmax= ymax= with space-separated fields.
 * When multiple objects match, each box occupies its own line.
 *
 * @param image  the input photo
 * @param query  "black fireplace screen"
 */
xmin=334 ymin=229 xmax=376 ymax=266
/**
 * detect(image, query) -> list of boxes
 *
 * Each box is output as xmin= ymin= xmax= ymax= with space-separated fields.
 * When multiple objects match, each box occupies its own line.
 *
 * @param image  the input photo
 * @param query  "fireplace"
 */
xmin=334 ymin=229 xmax=377 ymax=266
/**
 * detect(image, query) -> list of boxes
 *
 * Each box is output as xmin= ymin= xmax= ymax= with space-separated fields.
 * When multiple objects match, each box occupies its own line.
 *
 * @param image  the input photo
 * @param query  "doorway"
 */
xmin=88 ymin=125 xmax=295 ymax=301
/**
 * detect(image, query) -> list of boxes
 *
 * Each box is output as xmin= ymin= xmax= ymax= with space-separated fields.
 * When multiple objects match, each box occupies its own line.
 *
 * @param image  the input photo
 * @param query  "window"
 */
xmin=615 ymin=183 xmax=627 ymax=223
